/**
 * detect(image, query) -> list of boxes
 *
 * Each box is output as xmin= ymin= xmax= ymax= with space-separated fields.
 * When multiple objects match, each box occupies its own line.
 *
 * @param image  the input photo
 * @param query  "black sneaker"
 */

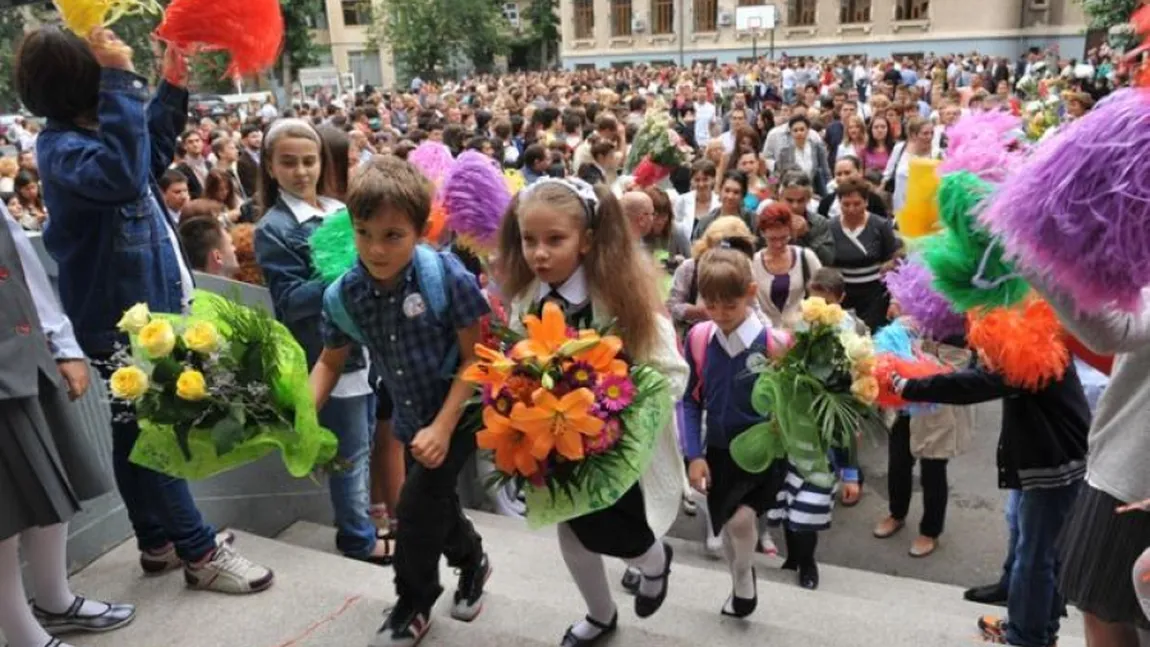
xmin=370 ymin=600 xmax=431 ymax=647
xmin=964 ymin=583 xmax=1008 ymax=607
xmin=450 ymin=553 xmax=491 ymax=622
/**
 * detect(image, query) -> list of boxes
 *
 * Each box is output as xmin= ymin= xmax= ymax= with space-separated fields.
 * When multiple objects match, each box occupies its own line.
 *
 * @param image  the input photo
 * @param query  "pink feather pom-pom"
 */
xmin=442 ymin=151 xmax=511 ymax=253
xmin=981 ymin=89 xmax=1150 ymax=313
xmin=408 ymin=142 xmax=455 ymax=188
xmin=937 ymin=111 xmax=1025 ymax=183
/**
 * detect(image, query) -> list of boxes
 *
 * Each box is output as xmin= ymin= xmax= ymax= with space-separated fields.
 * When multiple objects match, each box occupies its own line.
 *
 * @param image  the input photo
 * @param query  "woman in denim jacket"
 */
xmin=254 ymin=119 xmax=389 ymax=564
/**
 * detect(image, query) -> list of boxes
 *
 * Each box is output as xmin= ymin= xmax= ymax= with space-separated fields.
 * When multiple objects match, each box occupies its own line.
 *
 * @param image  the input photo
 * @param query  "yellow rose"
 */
xmin=117 ymin=303 xmax=151 ymax=334
xmin=840 ymin=332 xmax=874 ymax=363
xmin=820 ymin=303 xmax=847 ymax=327
xmin=109 ymin=366 xmax=149 ymax=401
xmin=175 ymin=369 xmax=209 ymax=401
xmin=851 ymin=375 xmax=880 ymax=406
xmin=852 ymin=355 xmax=877 ymax=378
xmin=138 ymin=320 xmax=176 ymax=358
xmin=801 ymin=297 xmax=830 ymax=324
xmin=182 ymin=321 xmax=221 ymax=355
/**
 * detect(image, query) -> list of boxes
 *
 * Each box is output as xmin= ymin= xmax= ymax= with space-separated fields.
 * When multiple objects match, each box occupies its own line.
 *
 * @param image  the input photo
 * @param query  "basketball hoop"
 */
xmin=747 ymin=16 xmax=762 ymax=32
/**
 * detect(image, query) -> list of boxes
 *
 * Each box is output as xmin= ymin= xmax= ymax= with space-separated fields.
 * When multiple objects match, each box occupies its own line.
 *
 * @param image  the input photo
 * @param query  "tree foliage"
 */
xmin=1078 ymin=0 xmax=1142 ymax=48
xmin=378 ymin=0 xmax=508 ymax=82
xmin=0 ymin=8 xmax=28 ymax=111
xmin=523 ymin=0 xmax=559 ymax=67
xmin=280 ymin=0 xmax=323 ymax=85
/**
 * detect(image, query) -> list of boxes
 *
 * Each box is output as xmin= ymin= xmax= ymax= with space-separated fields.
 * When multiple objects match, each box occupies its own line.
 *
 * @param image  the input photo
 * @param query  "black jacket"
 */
xmin=901 ymin=362 xmax=1090 ymax=491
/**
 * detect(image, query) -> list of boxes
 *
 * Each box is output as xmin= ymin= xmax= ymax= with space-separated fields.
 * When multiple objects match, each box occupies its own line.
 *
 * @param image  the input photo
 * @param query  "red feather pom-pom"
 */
xmin=156 ymin=0 xmax=284 ymax=77
xmin=1063 ymin=333 xmax=1113 ymax=376
xmin=875 ymin=354 xmax=952 ymax=409
xmin=633 ymin=157 xmax=671 ymax=188
xmin=967 ymin=299 xmax=1070 ymax=391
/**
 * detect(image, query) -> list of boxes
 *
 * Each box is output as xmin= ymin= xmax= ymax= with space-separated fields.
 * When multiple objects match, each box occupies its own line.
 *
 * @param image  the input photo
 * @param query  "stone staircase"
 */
xmin=25 ymin=511 xmax=1086 ymax=647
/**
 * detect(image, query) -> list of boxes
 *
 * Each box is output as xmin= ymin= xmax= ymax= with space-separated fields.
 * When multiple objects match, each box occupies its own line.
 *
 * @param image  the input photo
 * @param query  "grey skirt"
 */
xmin=1058 ymin=483 xmax=1150 ymax=630
xmin=0 ymin=371 xmax=112 ymax=541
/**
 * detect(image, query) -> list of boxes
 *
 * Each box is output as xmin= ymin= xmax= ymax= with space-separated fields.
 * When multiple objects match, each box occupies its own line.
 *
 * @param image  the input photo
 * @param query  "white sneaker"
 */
xmin=184 ymin=543 xmax=274 ymax=594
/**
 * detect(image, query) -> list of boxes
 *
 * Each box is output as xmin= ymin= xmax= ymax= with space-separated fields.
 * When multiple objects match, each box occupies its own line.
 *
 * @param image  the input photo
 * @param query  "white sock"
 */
xmin=558 ymin=524 xmax=616 ymax=640
xmin=22 ymin=523 xmax=107 ymax=618
xmin=0 ymin=534 xmax=52 ymax=647
xmin=625 ymin=540 xmax=667 ymax=599
xmin=722 ymin=507 xmax=757 ymax=600
xmin=699 ymin=499 xmax=722 ymax=552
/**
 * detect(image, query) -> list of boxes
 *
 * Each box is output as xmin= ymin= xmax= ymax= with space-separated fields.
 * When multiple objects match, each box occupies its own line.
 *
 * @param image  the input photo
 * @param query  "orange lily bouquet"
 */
xmin=464 ymin=302 xmax=674 ymax=528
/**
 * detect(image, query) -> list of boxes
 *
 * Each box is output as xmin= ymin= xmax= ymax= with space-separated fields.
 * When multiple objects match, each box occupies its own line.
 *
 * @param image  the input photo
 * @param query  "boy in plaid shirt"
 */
xmin=311 ymin=156 xmax=491 ymax=647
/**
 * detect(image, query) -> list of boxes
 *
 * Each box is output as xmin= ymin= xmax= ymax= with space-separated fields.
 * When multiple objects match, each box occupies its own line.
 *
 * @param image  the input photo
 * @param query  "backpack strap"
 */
xmin=687 ymin=321 xmax=716 ymax=402
xmin=412 ymin=244 xmax=459 ymax=380
xmin=322 ymin=274 xmax=367 ymax=346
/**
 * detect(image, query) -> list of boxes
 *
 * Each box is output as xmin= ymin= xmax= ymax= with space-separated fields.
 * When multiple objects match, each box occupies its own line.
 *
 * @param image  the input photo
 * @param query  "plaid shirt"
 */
xmin=321 ymin=251 xmax=489 ymax=443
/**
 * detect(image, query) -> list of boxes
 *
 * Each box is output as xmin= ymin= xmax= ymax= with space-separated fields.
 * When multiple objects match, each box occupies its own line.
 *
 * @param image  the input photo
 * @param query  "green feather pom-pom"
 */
xmin=922 ymin=172 xmax=1030 ymax=312
xmin=308 ymin=208 xmax=358 ymax=284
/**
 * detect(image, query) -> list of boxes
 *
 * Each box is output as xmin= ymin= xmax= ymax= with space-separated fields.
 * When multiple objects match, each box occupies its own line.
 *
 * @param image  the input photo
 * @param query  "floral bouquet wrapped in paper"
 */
xmin=464 ymin=302 xmax=674 ymax=528
xmin=729 ymin=298 xmax=884 ymax=488
xmin=108 ymin=291 xmax=337 ymax=480
xmin=625 ymin=112 xmax=690 ymax=187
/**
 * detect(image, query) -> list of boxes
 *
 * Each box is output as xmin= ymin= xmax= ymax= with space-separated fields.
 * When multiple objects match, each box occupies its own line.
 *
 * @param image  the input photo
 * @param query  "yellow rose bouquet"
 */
xmin=729 ymin=297 xmax=885 ymax=488
xmin=108 ymin=291 xmax=337 ymax=480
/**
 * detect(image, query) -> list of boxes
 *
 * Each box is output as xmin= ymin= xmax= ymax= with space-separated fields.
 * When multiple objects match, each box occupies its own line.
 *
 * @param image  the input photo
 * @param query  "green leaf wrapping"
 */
xmin=521 ymin=367 xmax=674 ymax=529
xmin=308 ymin=208 xmax=357 ymax=284
xmin=128 ymin=291 xmax=339 ymax=480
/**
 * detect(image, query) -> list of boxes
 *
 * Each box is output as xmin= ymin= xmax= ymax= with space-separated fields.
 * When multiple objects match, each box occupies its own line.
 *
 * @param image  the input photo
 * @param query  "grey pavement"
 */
xmin=669 ymin=401 xmax=1011 ymax=590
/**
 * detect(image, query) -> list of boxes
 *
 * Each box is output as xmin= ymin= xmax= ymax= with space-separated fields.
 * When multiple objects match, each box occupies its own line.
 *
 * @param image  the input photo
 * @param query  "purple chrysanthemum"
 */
xmin=563 ymin=361 xmax=598 ymax=390
xmin=583 ymin=418 xmax=622 ymax=456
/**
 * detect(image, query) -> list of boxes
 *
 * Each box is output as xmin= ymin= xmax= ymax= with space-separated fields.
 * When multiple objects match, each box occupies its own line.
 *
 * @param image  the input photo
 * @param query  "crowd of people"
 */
xmin=1 ymin=21 xmax=1148 ymax=647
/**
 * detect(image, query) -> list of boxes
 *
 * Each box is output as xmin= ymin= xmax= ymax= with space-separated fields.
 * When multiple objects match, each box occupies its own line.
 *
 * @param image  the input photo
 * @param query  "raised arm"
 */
xmin=1034 ymin=283 xmax=1150 ymax=355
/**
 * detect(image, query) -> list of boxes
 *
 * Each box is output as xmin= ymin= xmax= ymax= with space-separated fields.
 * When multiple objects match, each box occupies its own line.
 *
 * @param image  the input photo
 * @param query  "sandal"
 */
xmin=353 ymin=532 xmax=395 ymax=566
xmin=634 ymin=542 xmax=673 ymax=619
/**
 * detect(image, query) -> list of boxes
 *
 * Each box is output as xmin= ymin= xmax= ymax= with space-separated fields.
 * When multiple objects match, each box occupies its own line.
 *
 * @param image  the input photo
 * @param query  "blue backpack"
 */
xmin=322 ymin=244 xmax=460 ymax=380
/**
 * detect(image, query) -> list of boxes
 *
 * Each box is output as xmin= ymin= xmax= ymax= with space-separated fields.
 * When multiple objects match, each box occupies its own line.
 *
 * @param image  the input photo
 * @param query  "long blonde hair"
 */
xmin=690 ymin=215 xmax=757 ymax=259
xmin=498 ymin=182 xmax=664 ymax=358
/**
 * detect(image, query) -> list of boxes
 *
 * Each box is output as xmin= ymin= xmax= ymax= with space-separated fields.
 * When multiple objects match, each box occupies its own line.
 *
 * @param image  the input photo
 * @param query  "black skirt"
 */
xmin=706 ymin=447 xmax=785 ymax=536
xmin=1058 ymin=484 xmax=1150 ymax=630
xmin=566 ymin=483 xmax=655 ymax=559
xmin=843 ymin=279 xmax=890 ymax=333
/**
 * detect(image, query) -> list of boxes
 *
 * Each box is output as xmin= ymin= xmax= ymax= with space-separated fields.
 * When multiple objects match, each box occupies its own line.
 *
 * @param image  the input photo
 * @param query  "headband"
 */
xmin=264 ymin=118 xmax=317 ymax=144
xmin=521 ymin=177 xmax=601 ymax=227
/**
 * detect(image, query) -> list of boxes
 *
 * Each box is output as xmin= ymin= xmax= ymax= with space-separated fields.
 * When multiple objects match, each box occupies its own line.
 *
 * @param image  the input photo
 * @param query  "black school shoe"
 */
xmin=33 ymin=597 xmax=136 ymax=635
xmin=798 ymin=561 xmax=820 ymax=590
xmin=635 ymin=542 xmax=673 ymax=618
xmin=964 ymin=583 xmax=1008 ymax=607
xmin=721 ymin=567 xmax=758 ymax=618
xmin=621 ymin=567 xmax=641 ymax=594
xmin=560 ymin=612 xmax=618 ymax=647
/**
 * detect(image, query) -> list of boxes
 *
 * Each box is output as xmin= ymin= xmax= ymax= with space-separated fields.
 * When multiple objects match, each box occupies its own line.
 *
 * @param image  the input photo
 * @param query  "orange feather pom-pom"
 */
xmin=967 ymin=298 xmax=1069 ymax=391
xmin=875 ymin=354 xmax=952 ymax=409
xmin=424 ymin=201 xmax=448 ymax=246
xmin=155 ymin=0 xmax=283 ymax=77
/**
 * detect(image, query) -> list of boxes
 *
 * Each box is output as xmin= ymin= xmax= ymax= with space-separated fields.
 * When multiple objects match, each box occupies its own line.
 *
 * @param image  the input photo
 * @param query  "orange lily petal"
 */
xmin=576 ymin=335 xmax=626 ymax=375
xmin=553 ymin=429 xmax=586 ymax=461
xmin=517 ymin=302 xmax=571 ymax=364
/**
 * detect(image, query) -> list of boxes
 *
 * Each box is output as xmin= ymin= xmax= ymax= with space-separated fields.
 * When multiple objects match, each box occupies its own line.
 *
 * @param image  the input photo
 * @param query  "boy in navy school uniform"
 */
xmin=311 ymin=155 xmax=491 ymax=647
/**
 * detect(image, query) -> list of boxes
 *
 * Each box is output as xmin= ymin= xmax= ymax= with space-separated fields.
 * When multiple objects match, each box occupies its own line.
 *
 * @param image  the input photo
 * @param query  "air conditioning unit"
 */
xmin=632 ymin=17 xmax=647 ymax=32
xmin=718 ymin=10 xmax=733 ymax=26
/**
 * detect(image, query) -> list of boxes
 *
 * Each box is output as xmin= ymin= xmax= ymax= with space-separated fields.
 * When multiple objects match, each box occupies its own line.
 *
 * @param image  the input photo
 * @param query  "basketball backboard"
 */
xmin=735 ymin=4 xmax=777 ymax=31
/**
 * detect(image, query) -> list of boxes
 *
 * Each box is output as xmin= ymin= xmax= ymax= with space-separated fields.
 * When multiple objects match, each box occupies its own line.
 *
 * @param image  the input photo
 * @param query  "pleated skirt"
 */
xmin=1058 ymin=484 xmax=1150 ymax=630
xmin=706 ymin=448 xmax=785 ymax=536
xmin=0 ymin=371 xmax=112 ymax=541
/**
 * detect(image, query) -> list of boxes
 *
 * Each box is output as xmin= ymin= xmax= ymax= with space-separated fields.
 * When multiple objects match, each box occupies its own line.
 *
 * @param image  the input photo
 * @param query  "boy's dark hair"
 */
xmin=690 ymin=158 xmax=717 ymax=179
xmin=178 ymin=216 xmax=226 ymax=271
xmin=241 ymin=124 xmax=262 ymax=139
xmin=590 ymin=139 xmax=615 ymax=160
xmin=393 ymin=140 xmax=417 ymax=160
xmin=159 ymin=169 xmax=189 ymax=192
xmin=347 ymin=155 xmax=432 ymax=233
xmin=14 ymin=27 xmax=101 ymax=122
xmin=696 ymin=247 xmax=754 ymax=303
xmin=522 ymin=144 xmax=547 ymax=169
xmin=835 ymin=176 xmax=870 ymax=200
xmin=492 ymin=119 xmax=512 ymax=140
xmin=808 ymin=267 xmax=846 ymax=300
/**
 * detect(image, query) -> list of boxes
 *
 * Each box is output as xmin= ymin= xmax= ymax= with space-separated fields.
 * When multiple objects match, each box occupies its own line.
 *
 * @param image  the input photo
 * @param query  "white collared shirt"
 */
xmin=279 ymin=191 xmax=372 ymax=399
xmin=711 ymin=313 xmax=765 ymax=358
xmin=537 ymin=265 xmax=589 ymax=308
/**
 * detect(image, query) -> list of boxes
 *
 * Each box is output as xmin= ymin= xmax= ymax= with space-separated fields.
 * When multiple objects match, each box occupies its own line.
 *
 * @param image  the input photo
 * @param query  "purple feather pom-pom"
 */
xmin=442 ymin=151 xmax=511 ymax=253
xmin=981 ymin=89 xmax=1150 ymax=313
xmin=937 ymin=111 xmax=1024 ymax=183
xmin=883 ymin=256 xmax=967 ymax=340
xmin=408 ymin=142 xmax=455 ymax=188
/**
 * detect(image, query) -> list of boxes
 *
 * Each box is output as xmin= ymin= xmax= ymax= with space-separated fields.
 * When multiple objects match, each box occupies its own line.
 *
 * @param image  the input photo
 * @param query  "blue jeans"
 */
xmin=1006 ymin=482 xmax=1081 ymax=647
xmin=998 ymin=489 xmax=1021 ymax=591
xmin=318 ymin=394 xmax=376 ymax=558
xmin=108 ymin=395 xmax=217 ymax=562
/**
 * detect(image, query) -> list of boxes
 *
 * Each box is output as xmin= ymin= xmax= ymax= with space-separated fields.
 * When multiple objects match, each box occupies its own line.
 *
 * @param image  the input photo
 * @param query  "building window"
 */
xmin=693 ymin=0 xmax=718 ymax=32
xmin=895 ymin=0 xmax=929 ymax=20
xmin=573 ymin=0 xmax=595 ymax=38
xmin=651 ymin=0 xmax=674 ymax=34
xmin=788 ymin=0 xmax=815 ymax=26
xmin=840 ymin=0 xmax=870 ymax=22
xmin=737 ymin=0 xmax=764 ymax=5
xmin=502 ymin=2 xmax=520 ymax=27
xmin=611 ymin=0 xmax=633 ymax=36
xmin=341 ymin=0 xmax=371 ymax=26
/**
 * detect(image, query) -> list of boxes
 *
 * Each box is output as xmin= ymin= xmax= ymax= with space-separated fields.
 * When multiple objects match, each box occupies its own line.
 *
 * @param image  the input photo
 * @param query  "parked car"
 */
xmin=189 ymin=94 xmax=229 ymax=119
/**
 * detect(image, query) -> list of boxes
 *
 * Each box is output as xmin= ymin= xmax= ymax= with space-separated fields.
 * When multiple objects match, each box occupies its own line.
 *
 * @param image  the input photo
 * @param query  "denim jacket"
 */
xmin=254 ymin=199 xmax=367 ymax=373
xmin=38 ymin=69 xmax=190 ymax=356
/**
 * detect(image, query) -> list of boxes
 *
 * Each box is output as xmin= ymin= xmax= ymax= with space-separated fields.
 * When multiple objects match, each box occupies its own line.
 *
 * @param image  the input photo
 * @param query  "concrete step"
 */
xmin=16 ymin=511 xmax=1085 ymax=647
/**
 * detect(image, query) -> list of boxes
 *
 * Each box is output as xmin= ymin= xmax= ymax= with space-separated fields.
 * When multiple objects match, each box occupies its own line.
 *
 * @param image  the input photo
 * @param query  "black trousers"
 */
xmin=887 ymin=415 xmax=948 ymax=538
xmin=393 ymin=412 xmax=483 ymax=612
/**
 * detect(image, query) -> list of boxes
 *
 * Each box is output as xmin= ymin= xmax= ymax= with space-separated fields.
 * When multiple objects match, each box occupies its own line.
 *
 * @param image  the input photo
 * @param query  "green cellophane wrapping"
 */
xmin=522 ymin=367 xmax=673 ymax=529
xmin=308 ymin=207 xmax=356 ymax=284
xmin=128 ymin=291 xmax=338 ymax=480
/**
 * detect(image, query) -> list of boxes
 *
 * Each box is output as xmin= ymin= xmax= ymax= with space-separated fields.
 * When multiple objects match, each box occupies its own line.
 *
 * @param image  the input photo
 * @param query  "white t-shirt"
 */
xmin=695 ymin=101 xmax=716 ymax=147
